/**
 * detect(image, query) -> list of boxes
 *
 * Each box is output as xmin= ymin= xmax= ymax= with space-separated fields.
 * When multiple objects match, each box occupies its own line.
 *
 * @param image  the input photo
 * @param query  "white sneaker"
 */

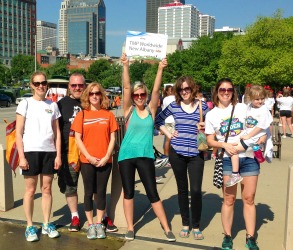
xmin=25 ymin=226 xmax=39 ymax=242
xmin=282 ymin=135 xmax=287 ymax=139
xmin=42 ymin=223 xmax=60 ymax=238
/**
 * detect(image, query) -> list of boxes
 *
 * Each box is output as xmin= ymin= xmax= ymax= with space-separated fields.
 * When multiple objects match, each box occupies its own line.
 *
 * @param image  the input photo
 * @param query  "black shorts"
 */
xmin=58 ymin=154 xmax=80 ymax=195
xmin=22 ymin=152 xmax=57 ymax=176
xmin=280 ymin=110 xmax=292 ymax=118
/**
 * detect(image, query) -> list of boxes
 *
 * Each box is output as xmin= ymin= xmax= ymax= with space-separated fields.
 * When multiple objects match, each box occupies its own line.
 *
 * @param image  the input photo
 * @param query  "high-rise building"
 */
xmin=0 ymin=0 xmax=36 ymax=66
xmin=199 ymin=14 xmax=215 ymax=37
xmin=158 ymin=2 xmax=200 ymax=38
xmin=66 ymin=0 xmax=106 ymax=56
xmin=36 ymin=21 xmax=57 ymax=51
xmin=58 ymin=0 xmax=70 ymax=55
xmin=146 ymin=0 xmax=185 ymax=33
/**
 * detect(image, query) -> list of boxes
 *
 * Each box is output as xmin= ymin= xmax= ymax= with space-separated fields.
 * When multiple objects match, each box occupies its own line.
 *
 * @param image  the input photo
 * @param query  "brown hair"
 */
xmin=283 ymin=88 xmax=291 ymax=97
xmin=81 ymin=82 xmax=108 ymax=110
xmin=248 ymin=85 xmax=266 ymax=100
xmin=174 ymin=76 xmax=199 ymax=104
xmin=212 ymin=78 xmax=238 ymax=106
xmin=163 ymin=85 xmax=174 ymax=98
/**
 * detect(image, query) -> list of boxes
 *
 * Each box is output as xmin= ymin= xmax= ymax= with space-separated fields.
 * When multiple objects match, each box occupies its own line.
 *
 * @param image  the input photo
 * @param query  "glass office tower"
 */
xmin=0 ymin=0 xmax=36 ymax=66
xmin=67 ymin=0 xmax=106 ymax=56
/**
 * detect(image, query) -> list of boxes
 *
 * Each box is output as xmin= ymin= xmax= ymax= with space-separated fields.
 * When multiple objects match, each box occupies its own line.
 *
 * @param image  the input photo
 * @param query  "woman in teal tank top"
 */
xmin=118 ymin=53 xmax=175 ymax=242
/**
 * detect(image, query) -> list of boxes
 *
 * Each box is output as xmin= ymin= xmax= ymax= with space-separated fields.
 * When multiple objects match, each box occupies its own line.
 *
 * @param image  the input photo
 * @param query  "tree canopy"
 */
xmin=7 ymin=11 xmax=293 ymax=92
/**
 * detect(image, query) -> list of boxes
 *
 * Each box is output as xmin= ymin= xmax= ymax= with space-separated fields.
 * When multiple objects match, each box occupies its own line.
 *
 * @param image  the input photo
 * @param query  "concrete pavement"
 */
xmin=0 ymin=109 xmax=291 ymax=249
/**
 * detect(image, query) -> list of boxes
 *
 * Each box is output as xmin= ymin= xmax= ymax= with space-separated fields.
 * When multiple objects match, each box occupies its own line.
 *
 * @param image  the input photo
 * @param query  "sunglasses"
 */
xmin=32 ymin=81 xmax=48 ymax=87
xmin=218 ymin=88 xmax=234 ymax=93
xmin=179 ymin=87 xmax=191 ymax=93
xmin=132 ymin=93 xmax=146 ymax=99
xmin=89 ymin=91 xmax=101 ymax=97
xmin=70 ymin=84 xmax=84 ymax=88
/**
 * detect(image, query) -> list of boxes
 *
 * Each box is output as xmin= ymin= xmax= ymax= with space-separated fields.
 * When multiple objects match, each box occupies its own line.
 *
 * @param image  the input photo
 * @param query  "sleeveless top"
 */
xmin=118 ymin=108 xmax=154 ymax=162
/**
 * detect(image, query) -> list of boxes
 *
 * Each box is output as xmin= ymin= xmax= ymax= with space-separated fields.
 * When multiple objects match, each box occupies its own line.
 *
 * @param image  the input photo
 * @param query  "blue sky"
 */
xmin=37 ymin=0 xmax=293 ymax=57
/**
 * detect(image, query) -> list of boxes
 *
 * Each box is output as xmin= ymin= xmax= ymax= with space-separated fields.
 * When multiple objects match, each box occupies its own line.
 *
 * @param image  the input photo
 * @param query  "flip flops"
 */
xmin=192 ymin=230 xmax=204 ymax=240
xmin=179 ymin=228 xmax=190 ymax=238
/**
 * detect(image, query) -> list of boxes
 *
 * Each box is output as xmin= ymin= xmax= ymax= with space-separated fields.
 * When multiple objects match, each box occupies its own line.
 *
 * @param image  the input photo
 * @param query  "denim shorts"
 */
xmin=223 ymin=157 xmax=260 ymax=176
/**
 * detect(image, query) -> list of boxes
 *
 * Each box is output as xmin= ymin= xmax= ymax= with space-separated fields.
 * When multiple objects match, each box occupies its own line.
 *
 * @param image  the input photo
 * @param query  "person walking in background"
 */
xmin=118 ymin=53 xmax=175 ymax=242
xmin=276 ymin=87 xmax=293 ymax=138
xmin=264 ymin=85 xmax=275 ymax=134
xmin=264 ymin=86 xmax=275 ymax=118
xmin=162 ymin=85 xmax=175 ymax=156
xmin=155 ymin=76 xmax=208 ymax=240
xmin=57 ymin=73 xmax=85 ymax=232
xmin=16 ymin=71 xmax=61 ymax=242
xmin=205 ymin=78 xmax=262 ymax=250
xmin=71 ymin=83 xmax=118 ymax=240
xmin=242 ymin=83 xmax=252 ymax=104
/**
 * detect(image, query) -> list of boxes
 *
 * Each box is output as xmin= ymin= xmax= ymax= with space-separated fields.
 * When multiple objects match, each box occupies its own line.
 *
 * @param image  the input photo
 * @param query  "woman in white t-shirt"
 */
xmin=276 ymin=87 xmax=293 ymax=138
xmin=16 ymin=72 xmax=61 ymax=242
xmin=264 ymin=87 xmax=275 ymax=118
xmin=205 ymin=78 xmax=262 ymax=250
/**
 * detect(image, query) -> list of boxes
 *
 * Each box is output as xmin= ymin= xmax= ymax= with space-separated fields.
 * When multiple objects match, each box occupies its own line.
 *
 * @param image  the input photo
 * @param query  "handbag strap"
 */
xmin=199 ymin=100 xmax=203 ymax=123
xmin=219 ymin=105 xmax=235 ymax=157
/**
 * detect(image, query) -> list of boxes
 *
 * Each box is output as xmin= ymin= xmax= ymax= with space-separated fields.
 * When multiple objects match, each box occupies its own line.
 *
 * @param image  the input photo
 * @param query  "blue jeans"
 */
xmin=223 ymin=157 xmax=260 ymax=176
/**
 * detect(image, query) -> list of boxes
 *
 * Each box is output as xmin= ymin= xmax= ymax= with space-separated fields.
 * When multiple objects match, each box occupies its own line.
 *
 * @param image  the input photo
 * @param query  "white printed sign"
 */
xmin=125 ymin=31 xmax=168 ymax=60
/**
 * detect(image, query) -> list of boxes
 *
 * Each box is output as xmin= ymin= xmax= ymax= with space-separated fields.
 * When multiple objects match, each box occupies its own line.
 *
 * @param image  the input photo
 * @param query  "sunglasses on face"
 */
xmin=70 ymin=84 xmax=84 ymax=88
xmin=89 ymin=91 xmax=101 ymax=97
xmin=132 ymin=93 xmax=146 ymax=99
xmin=32 ymin=81 xmax=48 ymax=87
xmin=218 ymin=88 xmax=234 ymax=93
xmin=179 ymin=87 xmax=191 ymax=93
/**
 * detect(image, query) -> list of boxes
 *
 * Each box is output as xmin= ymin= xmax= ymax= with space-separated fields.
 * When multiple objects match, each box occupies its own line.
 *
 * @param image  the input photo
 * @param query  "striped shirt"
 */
xmin=155 ymin=100 xmax=209 ymax=157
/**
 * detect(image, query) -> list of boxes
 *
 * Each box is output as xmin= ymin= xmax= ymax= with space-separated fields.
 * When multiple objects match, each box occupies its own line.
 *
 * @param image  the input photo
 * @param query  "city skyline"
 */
xmin=37 ymin=0 xmax=293 ymax=57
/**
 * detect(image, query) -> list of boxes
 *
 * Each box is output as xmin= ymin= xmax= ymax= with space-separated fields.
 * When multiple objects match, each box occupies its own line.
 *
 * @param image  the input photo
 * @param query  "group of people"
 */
xmin=15 ymin=53 xmax=278 ymax=250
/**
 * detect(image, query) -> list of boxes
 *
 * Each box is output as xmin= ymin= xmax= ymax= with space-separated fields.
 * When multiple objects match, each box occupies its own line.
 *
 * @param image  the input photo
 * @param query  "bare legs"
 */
xmin=221 ymin=175 xmax=258 ymax=237
xmin=123 ymin=198 xmax=171 ymax=233
xmin=24 ymin=174 xmax=54 ymax=226
xmin=66 ymin=193 xmax=78 ymax=214
xmin=281 ymin=116 xmax=293 ymax=136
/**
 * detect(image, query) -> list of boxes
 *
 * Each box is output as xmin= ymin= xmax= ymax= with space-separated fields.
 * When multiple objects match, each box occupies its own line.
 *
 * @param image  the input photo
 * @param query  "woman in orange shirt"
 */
xmin=71 ymin=82 xmax=118 ymax=240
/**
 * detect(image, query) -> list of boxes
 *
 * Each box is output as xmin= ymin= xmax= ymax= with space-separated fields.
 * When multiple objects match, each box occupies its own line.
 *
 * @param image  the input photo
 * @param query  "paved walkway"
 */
xmin=0 ymin=111 xmax=291 ymax=250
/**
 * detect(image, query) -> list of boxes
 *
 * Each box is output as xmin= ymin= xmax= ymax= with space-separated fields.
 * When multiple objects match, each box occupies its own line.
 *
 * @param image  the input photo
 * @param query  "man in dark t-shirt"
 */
xmin=57 ymin=73 xmax=84 ymax=232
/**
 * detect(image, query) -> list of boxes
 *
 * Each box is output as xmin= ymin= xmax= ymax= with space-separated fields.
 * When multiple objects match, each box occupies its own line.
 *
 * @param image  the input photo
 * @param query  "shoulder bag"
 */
xmin=197 ymin=100 xmax=209 ymax=151
xmin=213 ymin=105 xmax=235 ymax=189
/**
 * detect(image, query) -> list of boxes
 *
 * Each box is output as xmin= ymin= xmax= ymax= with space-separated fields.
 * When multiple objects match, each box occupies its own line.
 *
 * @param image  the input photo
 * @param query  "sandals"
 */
xmin=192 ymin=230 xmax=204 ymax=240
xmin=179 ymin=228 xmax=190 ymax=238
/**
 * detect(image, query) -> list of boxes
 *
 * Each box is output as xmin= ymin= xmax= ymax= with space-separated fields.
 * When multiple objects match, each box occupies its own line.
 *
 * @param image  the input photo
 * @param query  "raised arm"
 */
xmin=148 ymin=58 xmax=168 ymax=117
xmin=121 ymin=53 xmax=132 ymax=116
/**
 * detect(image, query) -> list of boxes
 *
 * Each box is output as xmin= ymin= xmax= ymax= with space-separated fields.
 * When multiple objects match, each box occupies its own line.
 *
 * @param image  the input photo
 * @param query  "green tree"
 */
xmin=45 ymin=59 xmax=69 ymax=78
xmin=69 ymin=68 xmax=87 ymax=77
xmin=11 ymin=54 xmax=35 ymax=81
xmin=87 ymin=59 xmax=111 ymax=82
xmin=99 ymin=64 xmax=122 ymax=89
xmin=218 ymin=11 xmax=293 ymax=87
xmin=129 ymin=61 xmax=151 ymax=83
xmin=0 ymin=63 xmax=12 ymax=86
